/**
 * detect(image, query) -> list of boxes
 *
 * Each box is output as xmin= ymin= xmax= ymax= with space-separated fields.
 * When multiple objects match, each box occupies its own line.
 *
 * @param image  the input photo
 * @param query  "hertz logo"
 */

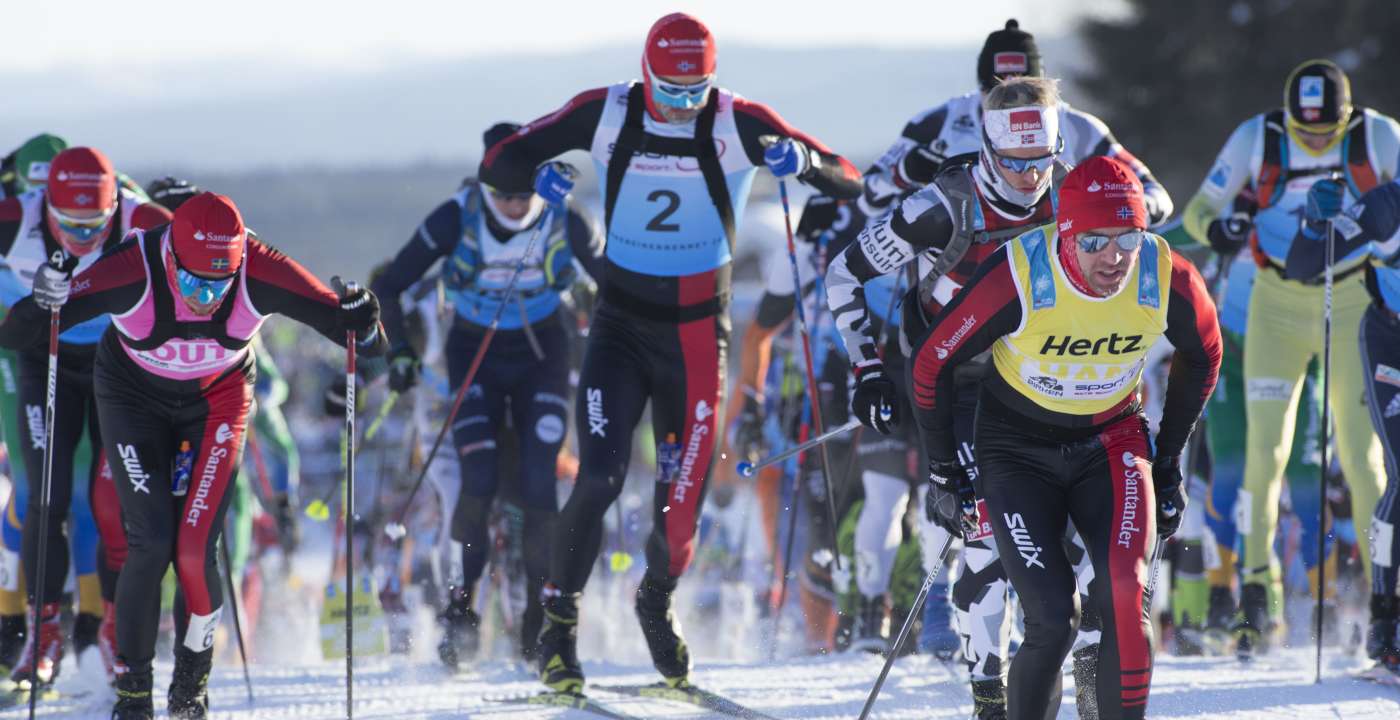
xmin=1039 ymin=333 xmax=1143 ymax=357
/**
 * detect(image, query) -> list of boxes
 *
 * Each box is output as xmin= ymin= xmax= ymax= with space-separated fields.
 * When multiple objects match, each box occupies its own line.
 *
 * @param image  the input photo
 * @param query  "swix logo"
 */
xmin=117 ymin=444 xmax=150 ymax=494
xmin=694 ymin=399 xmax=713 ymax=423
xmin=187 ymin=428 xmax=232 ymax=527
xmin=1009 ymin=110 xmax=1043 ymax=133
xmin=675 ymin=424 xmax=709 ymax=504
xmin=1118 ymin=469 xmax=1145 ymax=548
xmin=1003 ymin=513 xmax=1045 ymax=568
xmin=934 ymin=314 xmax=977 ymax=360
xmin=586 ymin=387 xmax=608 ymax=437
xmin=25 ymin=404 xmax=43 ymax=450
xmin=1039 ymin=333 xmax=1143 ymax=356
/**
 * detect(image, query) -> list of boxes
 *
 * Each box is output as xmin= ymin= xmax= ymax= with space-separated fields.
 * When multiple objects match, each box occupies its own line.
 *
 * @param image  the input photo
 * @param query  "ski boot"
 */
xmin=273 ymin=493 xmax=302 ymax=555
xmin=848 ymin=593 xmax=889 ymax=654
xmin=635 ymin=574 xmax=691 ymax=687
xmin=538 ymin=586 xmax=584 ymax=694
xmin=436 ymin=586 xmax=480 ymax=670
xmin=0 ymin=614 xmax=26 ymax=677
xmin=1367 ymin=594 xmax=1399 ymax=660
xmin=918 ymin=582 xmax=958 ymax=660
xmin=1203 ymin=585 xmax=1235 ymax=655
xmin=971 ymin=678 xmax=1008 ymax=720
xmin=10 ymin=602 xmax=63 ymax=686
xmin=1233 ymin=583 xmax=1272 ymax=661
xmin=73 ymin=611 xmax=107 ymax=678
xmin=112 ymin=661 xmax=155 ymax=720
xmin=167 ymin=646 xmax=212 ymax=719
xmin=833 ymin=611 xmax=854 ymax=653
xmin=1072 ymin=643 xmax=1099 ymax=719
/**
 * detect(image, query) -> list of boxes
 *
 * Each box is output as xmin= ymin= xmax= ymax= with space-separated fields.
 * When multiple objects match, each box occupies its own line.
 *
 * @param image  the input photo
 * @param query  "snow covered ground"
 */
xmin=11 ymin=643 xmax=1398 ymax=718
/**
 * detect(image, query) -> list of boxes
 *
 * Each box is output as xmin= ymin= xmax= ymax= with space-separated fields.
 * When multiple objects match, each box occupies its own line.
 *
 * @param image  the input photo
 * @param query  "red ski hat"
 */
xmin=1056 ymin=156 xmax=1148 ymax=237
xmin=171 ymin=192 xmax=246 ymax=275
xmin=46 ymin=147 xmax=117 ymax=212
xmin=644 ymin=13 xmax=715 ymax=78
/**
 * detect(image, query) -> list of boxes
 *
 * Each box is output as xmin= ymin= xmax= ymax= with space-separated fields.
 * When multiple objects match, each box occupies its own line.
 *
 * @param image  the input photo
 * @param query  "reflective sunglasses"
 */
xmin=174 ymin=263 xmax=235 ymax=306
xmin=48 ymin=204 xmax=115 ymax=243
xmin=1075 ymin=229 xmax=1148 ymax=254
xmin=650 ymin=74 xmax=712 ymax=110
xmin=984 ymin=133 xmax=1064 ymax=174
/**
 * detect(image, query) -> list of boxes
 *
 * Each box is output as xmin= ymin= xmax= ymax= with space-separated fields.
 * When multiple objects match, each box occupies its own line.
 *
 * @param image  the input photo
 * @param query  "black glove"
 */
xmin=387 ymin=344 xmax=420 ymax=393
xmin=1206 ymin=213 xmax=1252 ymax=256
xmin=851 ymin=363 xmax=898 ymax=435
xmin=334 ymin=279 xmax=381 ymax=341
xmin=730 ymin=389 xmax=763 ymax=463
xmin=1153 ymin=454 xmax=1187 ymax=538
xmin=925 ymin=459 xmax=977 ymax=539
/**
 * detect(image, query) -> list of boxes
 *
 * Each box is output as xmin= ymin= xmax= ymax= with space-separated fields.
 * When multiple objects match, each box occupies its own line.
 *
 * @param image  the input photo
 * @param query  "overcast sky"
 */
xmin=13 ymin=0 xmax=1122 ymax=72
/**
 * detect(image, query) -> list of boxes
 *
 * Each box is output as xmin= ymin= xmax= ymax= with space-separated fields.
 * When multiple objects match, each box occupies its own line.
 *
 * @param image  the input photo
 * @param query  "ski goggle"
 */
xmin=175 ymin=264 xmax=235 ymax=306
xmin=649 ymin=72 xmax=713 ymax=110
xmin=984 ymin=133 xmax=1063 ymax=174
xmin=1075 ymin=229 xmax=1148 ymax=254
xmin=48 ymin=204 xmax=115 ymax=243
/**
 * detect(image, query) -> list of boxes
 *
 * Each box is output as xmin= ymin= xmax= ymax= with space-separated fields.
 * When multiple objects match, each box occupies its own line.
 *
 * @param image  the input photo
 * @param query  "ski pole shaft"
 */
xmin=737 ymin=418 xmax=861 ymax=478
xmin=1316 ymin=216 xmax=1335 ymax=685
xmin=383 ymin=207 xmax=556 ymax=539
xmin=773 ymin=175 xmax=842 ymax=572
xmin=344 ymin=324 xmax=357 ymax=720
xmin=354 ymin=390 xmax=399 ymax=457
xmin=28 ymin=289 xmax=60 ymax=720
xmin=219 ymin=533 xmax=255 ymax=704
xmin=857 ymin=527 xmax=954 ymax=720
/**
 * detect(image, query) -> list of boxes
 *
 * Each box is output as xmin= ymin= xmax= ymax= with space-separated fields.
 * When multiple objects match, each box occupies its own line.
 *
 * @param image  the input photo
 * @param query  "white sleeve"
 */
xmin=1367 ymin=111 xmax=1400 ymax=183
xmin=1195 ymin=116 xmax=1260 ymax=209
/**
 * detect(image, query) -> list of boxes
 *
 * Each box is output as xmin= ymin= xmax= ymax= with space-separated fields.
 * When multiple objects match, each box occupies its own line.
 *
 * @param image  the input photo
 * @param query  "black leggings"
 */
xmin=446 ymin=319 xmax=568 ymax=598
xmin=551 ymin=301 xmax=728 ymax=592
xmin=95 ymin=359 xmax=250 ymax=670
xmin=975 ymin=405 xmax=1157 ymax=720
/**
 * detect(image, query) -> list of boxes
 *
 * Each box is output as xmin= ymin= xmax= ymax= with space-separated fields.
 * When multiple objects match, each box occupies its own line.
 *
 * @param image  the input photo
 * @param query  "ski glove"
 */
xmin=533 ymin=161 xmax=577 ymax=205
xmin=32 ymin=256 xmax=75 ymax=311
xmin=1206 ymin=213 xmax=1253 ymax=256
xmin=926 ymin=459 xmax=978 ymax=539
xmin=1153 ymin=454 xmax=1187 ymax=538
xmin=1305 ymin=179 xmax=1346 ymax=224
xmin=762 ymin=137 xmax=810 ymax=178
xmin=729 ymin=388 xmax=764 ymax=464
xmin=851 ymin=363 xmax=898 ymax=435
xmin=335 ymin=283 xmax=381 ymax=344
xmin=387 ymin=345 xmax=420 ymax=393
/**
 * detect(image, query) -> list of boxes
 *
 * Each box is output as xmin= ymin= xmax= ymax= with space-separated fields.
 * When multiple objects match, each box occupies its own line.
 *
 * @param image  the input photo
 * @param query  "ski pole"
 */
xmin=1316 ymin=214 xmax=1336 ymax=685
xmin=218 ymin=531 xmax=255 ymax=704
xmin=357 ymin=390 xmax=398 ymax=455
xmin=762 ymin=136 xmax=842 ymax=573
xmin=28 ymin=251 xmax=64 ymax=719
xmin=383 ymin=197 xmax=564 ymax=541
xmin=331 ymin=277 xmax=360 ymax=720
xmin=857 ymin=526 xmax=954 ymax=720
xmin=737 ymin=418 xmax=863 ymax=478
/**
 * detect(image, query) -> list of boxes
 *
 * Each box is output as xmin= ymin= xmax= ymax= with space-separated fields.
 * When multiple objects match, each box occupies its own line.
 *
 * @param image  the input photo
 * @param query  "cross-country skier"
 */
xmin=1284 ymin=176 xmax=1400 ymax=682
xmin=372 ymin=121 xmax=604 ymax=669
xmin=0 ymin=191 xmax=386 ymax=718
xmin=1181 ymin=59 xmax=1400 ymax=657
xmin=480 ymin=12 xmax=861 ymax=693
xmin=909 ymin=157 xmax=1221 ymax=720
xmin=0 ymin=147 xmax=171 ymax=688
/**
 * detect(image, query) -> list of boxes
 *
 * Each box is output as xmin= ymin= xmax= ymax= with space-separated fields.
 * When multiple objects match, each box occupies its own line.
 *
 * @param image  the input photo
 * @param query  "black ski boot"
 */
xmin=971 ymin=678 xmax=1008 ymax=720
xmin=437 ymin=586 xmax=480 ymax=671
xmin=833 ymin=610 xmax=854 ymax=652
xmin=1233 ymin=582 xmax=1272 ymax=661
xmin=848 ymin=593 xmax=889 ymax=654
xmin=1072 ymin=643 xmax=1099 ymax=720
xmin=538 ymin=586 xmax=583 ymax=694
xmin=635 ymin=574 xmax=691 ymax=687
xmin=111 ymin=661 xmax=154 ymax=720
xmin=520 ymin=592 xmax=545 ymax=663
xmin=73 ymin=612 xmax=102 ymax=658
xmin=167 ymin=646 xmax=212 ymax=719
xmin=0 ymin=614 xmax=25 ymax=676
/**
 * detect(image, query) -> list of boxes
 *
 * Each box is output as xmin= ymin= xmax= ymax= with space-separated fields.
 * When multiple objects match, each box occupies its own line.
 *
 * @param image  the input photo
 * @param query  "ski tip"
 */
xmin=736 ymin=462 xmax=755 ymax=478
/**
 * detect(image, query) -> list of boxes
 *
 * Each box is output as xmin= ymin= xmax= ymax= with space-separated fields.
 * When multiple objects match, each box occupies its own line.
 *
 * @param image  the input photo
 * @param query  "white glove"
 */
xmin=33 ymin=263 xmax=71 ymax=310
